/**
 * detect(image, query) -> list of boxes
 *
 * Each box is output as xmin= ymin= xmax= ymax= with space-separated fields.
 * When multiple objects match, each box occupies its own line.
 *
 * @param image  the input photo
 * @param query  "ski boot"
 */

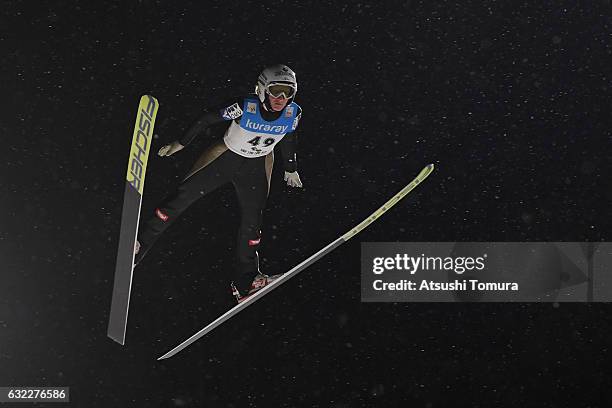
xmin=133 ymin=239 xmax=151 ymax=266
xmin=231 ymin=273 xmax=283 ymax=304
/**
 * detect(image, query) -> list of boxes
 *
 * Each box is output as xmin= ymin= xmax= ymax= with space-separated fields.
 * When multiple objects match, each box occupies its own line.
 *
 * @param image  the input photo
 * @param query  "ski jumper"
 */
xmin=136 ymin=96 xmax=302 ymax=294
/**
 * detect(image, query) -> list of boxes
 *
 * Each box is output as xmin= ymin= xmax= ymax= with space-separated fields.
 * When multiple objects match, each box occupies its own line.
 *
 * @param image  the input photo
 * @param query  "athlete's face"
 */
xmin=268 ymin=94 xmax=289 ymax=112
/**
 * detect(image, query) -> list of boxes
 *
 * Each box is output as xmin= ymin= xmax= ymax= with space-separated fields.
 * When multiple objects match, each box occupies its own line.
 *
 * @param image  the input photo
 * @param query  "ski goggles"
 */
xmin=266 ymin=83 xmax=296 ymax=99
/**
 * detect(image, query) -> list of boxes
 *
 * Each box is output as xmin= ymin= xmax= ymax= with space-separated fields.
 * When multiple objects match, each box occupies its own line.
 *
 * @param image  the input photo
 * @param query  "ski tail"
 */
xmin=157 ymin=163 xmax=434 ymax=360
xmin=107 ymin=95 xmax=159 ymax=345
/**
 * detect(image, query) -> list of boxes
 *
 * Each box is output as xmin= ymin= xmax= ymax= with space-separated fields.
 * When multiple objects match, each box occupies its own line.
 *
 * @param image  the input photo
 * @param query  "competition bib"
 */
xmin=224 ymin=97 xmax=300 ymax=158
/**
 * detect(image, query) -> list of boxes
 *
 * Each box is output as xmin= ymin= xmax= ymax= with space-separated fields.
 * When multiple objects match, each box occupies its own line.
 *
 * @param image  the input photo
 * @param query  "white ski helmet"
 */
xmin=255 ymin=64 xmax=297 ymax=109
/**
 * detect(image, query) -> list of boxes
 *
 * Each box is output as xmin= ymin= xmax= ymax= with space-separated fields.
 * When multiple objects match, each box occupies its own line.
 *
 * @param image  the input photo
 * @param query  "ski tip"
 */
xmin=426 ymin=163 xmax=435 ymax=170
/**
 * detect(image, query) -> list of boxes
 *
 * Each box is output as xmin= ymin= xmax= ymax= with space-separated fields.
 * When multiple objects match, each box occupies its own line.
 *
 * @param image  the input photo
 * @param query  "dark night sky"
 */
xmin=1 ymin=0 xmax=611 ymax=407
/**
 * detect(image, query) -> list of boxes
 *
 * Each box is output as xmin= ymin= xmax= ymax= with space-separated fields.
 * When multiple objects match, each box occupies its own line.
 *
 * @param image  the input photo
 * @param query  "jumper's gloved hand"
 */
xmin=284 ymin=171 xmax=303 ymax=188
xmin=158 ymin=140 xmax=184 ymax=157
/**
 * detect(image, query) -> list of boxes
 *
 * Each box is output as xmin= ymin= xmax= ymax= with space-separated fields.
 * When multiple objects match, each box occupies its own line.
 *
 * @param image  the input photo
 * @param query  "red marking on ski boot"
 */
xmin=248 ymin=238 xmax=261 ymax=246
xmin=250 ymin=274 xmax=268 ymax=291
xmin=155 ymin=208 xmax=169 ymax=222
xmin=230 ymin=274 xmax=283 ymax=304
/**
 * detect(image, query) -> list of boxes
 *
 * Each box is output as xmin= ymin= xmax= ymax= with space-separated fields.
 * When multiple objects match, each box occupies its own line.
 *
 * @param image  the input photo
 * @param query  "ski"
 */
xmin=107 ymin=95 xmax=159 ymax=345
xmin=157 ymin=163 xmax=435 ymax=360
